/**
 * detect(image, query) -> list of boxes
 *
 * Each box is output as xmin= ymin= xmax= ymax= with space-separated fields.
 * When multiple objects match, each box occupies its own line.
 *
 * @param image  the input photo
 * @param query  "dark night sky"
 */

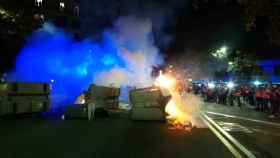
xmin=0 ymin=0 xmax=280 ymax=73
xmin=166 ymin=0 xmax=279 ymax=58
xmin=75 ymin=0 xmax=280 ymax=59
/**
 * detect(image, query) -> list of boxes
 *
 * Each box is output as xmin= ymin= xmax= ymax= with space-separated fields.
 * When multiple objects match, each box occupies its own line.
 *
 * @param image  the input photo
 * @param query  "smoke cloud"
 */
xmin=7 ymin=16 xmax=163 ymax=107
xmin=95 ymin=16 xmax=162 ymax=87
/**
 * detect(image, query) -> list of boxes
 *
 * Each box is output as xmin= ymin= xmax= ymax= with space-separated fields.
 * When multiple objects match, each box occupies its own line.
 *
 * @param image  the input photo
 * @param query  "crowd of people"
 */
xmin=192 ymin=82 xmax=280 ymax=118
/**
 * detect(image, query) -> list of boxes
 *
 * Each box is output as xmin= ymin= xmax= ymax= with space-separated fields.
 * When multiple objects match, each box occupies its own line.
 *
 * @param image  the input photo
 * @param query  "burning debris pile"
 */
xmin=127 ymin=70 xmax=202 ymax=131
xmin=154 ymin=72 xmax=196 ymax=131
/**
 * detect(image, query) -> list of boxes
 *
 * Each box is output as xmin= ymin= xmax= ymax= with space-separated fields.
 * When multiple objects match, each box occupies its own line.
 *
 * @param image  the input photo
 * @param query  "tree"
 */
xmin=240 ymin=0 xmax=280 ymax=46
xmin=209 ymin=47 xmax=258 ymax=82
xmin=0 ymin=4 xmax=42 ymax=73
xmin=0 ymin=1 xmax=79 ymax=73
xmin=208 ymin=46 xmax=230 ymax=80
xmin=227 ymin=50 xmax=257 ymax=82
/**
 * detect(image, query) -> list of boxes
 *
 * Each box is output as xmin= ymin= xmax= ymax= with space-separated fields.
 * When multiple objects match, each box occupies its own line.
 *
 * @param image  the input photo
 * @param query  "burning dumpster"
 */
xmin=130 ymin=87 xmax=170 ymax=121
xmin=64 ymin=84 xmax=120 ymax=120
xmin=0 ymin=82 xmax=50 ymax=117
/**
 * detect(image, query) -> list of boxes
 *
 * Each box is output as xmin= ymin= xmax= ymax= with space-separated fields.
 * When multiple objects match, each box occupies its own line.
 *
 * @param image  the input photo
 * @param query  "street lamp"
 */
xmin=208 ymin=82 xmax=215 ymax=89
xmin=227 ymin=82 xmax=234 ymax=89
xmin=253 ymin=80 xmax=261 ymax=86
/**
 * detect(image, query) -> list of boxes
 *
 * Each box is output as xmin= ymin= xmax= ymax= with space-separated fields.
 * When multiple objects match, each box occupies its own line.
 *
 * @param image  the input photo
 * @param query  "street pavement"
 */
xmin=203 ymin=102 xmax=280 ymax=158
xmin=1 ymin=102 xmax=279 ymax=158
xmin=0 ymin=112 xmax=234 ymax=158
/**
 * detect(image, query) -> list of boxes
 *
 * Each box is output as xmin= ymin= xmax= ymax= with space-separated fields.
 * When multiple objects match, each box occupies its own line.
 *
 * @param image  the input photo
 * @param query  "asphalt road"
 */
xmin=0 ymin=112 xmax=234 ymax=158
xmin=203 ymin=103 xmax=280 ymax=158
xmin=2 ymin=102 xmax=278 ymax=158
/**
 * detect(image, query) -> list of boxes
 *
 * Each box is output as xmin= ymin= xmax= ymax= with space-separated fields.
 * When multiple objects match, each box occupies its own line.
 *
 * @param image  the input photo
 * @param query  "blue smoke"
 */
xmin=8 ymin=23 xmax=126 ymax=108
xmin=8 ymin=16 xmax=164 ymax=109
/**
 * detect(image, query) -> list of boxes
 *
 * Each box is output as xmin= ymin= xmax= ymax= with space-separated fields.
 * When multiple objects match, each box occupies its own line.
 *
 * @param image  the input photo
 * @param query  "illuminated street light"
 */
xmin=254 ymin=80 xmax=261 ymax=86
xmin=208 ymin=82 xmax=215 ymax=89
xmin=227 ymin=82 xmax=234 ymax=89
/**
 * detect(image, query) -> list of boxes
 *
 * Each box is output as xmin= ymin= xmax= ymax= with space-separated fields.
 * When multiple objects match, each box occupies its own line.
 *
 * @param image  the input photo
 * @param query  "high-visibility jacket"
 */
xmin=263 ymin=92 xmax=270 ymax=99
xmin=255 ymin=91 xmax=262 ymax=98
xmin=234 ymin=90 xmax=241 ymax=97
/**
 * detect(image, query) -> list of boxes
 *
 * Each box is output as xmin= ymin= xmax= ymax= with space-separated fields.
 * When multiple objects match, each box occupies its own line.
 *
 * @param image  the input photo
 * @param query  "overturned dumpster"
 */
xmin=86 ymin=84 xmax=120 ymax=109
xmin=64 ymin=84 xmax=120 ymax=120
xmin=0 ymin=82 xmax=50 ymax=117
xmin=130 ymin=87 xmax=171 ymax=121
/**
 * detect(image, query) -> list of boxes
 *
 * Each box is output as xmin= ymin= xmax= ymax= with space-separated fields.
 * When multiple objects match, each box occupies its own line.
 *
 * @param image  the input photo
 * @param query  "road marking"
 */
xmin=201 ymin=112 xmax=256 ymax=158
xmin=217 ymin=122 xmax=253 ymax=133
xmin=200 ymin=114 xmax=244 ymax=158
xmin=206 ymin=111 xmax=280 ymax=127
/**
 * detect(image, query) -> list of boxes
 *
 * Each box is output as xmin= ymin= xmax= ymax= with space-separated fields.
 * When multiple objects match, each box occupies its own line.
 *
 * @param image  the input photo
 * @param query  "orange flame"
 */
xmin=154 ymin=71 xmax=176 ymax=90
xmin=165 ymin=100 xmax=178 ymax=117
xmin=155 ymin=72 xmax=189 ymax=124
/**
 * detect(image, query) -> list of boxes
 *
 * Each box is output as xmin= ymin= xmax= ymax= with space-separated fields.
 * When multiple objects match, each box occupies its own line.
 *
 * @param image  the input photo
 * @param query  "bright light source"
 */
xmin=154 ymin=73 xmax=176 ymax=89
xmin=227 ymin=82 xmax=234 ymax=89
xmin=212 ymin=46 xmax=228 ymax=59
xmin=228 ymin=61 xmax=233 ymax=65
xmin=35 ymin=0 xmax=43 ymax=6
xmin=60 ymin=2 xmax=65 ymax=9
xmin=50 ymin=79 xmax=55 ymax=83
xmin=254 ymin=80 xmax=261 ymax=86
xmin=208 ymin=82 xmax=215 ymax=89
xmin=188 ymin=78 xmax=193 ymax=82
xmin=220 ymin=47 xmax=227 ymax=53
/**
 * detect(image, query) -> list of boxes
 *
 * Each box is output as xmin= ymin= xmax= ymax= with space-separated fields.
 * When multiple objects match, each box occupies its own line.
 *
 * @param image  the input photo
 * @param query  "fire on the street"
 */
xmin=155 ymin=71 xmax=193 ymax=131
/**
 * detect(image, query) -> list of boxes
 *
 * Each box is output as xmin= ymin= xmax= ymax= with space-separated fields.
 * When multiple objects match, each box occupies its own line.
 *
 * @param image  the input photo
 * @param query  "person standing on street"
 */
xmin=255 ymin=88 xmax=262 ymax=111
xmin=234 ymin=88 xmax=242 ymax=107
xmin=269 ymin=87 xmax=278 ymax=118
xmin=263 ymin=85 xmax=272 ymax=112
